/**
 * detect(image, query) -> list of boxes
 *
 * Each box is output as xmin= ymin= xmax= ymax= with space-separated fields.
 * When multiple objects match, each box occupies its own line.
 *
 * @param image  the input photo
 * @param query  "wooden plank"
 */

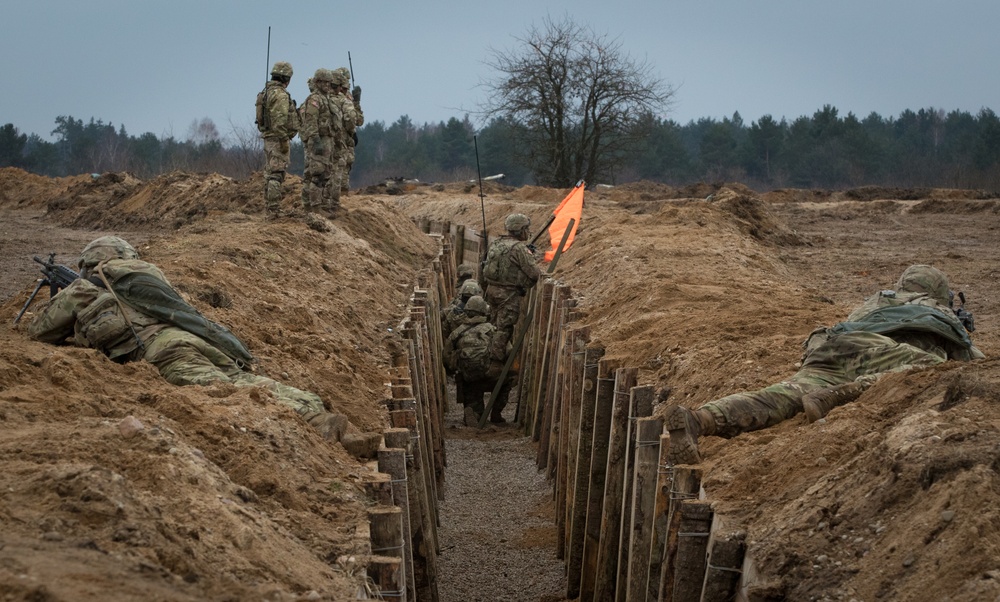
xmin=592 ymin=368 xmax=639 ymax=602
xmin=625 ymin=417 xmax=664 ymax=602
xmin=657 ymin=467 xmax=703 ymax=601
xmin=670 ymin=500 xmax=713 ymax=602
xmin=363 ymin=555 xmax=406 ymax=602
xmin=378 ymin=446 xmax=415 ymax=602
xmin=700 ymin=519 xmax=746 ymax=602
xmin=580 ymin=358 xmax=621 ymax=602
xmin=555 ymin=324 xmax=587 ymax=560
xmin=616 ymin=384 xmax=656 ymax=602
xmin=566 ymin=343 xmax=604 ymax=599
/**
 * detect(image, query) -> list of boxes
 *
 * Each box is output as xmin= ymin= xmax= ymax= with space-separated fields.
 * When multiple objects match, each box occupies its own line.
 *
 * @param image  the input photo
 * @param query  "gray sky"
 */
xmin=4 ymin=1 xmax=998 ymax=143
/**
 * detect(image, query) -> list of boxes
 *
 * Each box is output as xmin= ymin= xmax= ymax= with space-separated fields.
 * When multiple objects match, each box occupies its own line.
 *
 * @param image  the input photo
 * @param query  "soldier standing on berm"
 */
xmin=256 ymin=61 xmax=299 ymax=217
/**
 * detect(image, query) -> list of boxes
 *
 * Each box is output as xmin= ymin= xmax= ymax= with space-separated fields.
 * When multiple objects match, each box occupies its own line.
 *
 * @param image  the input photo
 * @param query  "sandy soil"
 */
xmin=1 ymin=167 xmax=998 ymax=601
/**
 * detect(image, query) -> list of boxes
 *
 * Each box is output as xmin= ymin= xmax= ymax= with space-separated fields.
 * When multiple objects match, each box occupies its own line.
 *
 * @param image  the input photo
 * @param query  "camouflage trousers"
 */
xmin=302 ymin=137 xmax=338 ymax=210
xmin=457 ymin=372 xmax=512 ymax=417
xmin=341 ymin=143 xmax=356 ymax=192
xmin=701 ymin=331 xmax=946 ymax=437
xmin=142 ymin=327 xmax=325 ymax=416
xmin=485 ymin=284 xmax=524 ymax=351
xmin=263 ymin=137 xmax=290 ymax=212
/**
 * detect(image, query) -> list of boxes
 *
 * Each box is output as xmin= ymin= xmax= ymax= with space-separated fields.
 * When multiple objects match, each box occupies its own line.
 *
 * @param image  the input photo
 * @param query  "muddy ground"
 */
xmin=0 ymin=167 xmax=998 ymax=601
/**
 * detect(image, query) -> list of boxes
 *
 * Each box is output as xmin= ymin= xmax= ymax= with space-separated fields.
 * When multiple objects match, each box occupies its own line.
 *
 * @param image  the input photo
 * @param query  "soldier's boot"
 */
xmin=301 ymin=180 xmax=314 ymax=212
xmin=489 ymin=404 xmax=506 ymax=424
xmin=803 ymin=377 xmax=874 ymax=423
xmin=664 ymin=406 xmax=716 ymax=465
xmin=463 ymin=406 xmax=480 ymax=427
xmin=340 ymin=430 xmax=383 ymax=459
xmin=302 ymin=411 xmax=348 ymax=441
xmin=307 ymin=182 xmax=326 ymax=213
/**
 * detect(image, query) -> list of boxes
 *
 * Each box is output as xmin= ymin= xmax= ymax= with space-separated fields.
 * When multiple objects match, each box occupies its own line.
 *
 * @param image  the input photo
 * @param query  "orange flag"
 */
xmin=544 ymin=180 xmax=585 ymax=262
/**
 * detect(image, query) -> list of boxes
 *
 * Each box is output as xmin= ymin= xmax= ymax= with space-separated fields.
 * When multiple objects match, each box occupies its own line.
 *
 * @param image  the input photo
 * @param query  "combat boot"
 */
xmin=302 ymin=411 xmax=348 ymax=441
xmin=664 ymin=406 xmax=716 ymax=465
xmin=340 ymin=431 xmax=383 ymax=459
xmin=463 ymin=406 xmax=480 ymax=427
xmin=803 ymin=379 xmax=870 ymax=423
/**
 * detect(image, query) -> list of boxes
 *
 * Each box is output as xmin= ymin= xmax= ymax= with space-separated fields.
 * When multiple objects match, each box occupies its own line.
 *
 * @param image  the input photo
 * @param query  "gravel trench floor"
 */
xmin=436 ymin=391 xmax=566 ymax=602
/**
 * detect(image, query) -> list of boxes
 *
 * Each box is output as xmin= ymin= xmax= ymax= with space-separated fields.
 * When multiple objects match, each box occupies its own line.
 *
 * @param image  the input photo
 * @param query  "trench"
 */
xmin=370 ymin=219 xmax=747 ymax=602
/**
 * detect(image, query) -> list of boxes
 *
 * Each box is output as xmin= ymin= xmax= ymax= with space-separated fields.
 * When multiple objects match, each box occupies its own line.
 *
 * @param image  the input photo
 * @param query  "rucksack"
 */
xmin=457 ymin=325 xmax=493 ymax=380
xmin=255 ymin=87 xmax=271 ymax=133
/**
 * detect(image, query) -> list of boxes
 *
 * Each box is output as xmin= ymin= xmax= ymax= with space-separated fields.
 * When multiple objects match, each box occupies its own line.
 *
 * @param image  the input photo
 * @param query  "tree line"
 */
xmin=2 ymin=105 xmax=999 ymax=191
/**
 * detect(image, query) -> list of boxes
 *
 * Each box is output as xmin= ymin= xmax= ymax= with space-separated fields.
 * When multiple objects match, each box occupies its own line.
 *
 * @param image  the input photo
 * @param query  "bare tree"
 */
xmin=226 ymin=116 xmax=264 ymax=179
xmin=480 ymin=16 xmax=674 ymax=186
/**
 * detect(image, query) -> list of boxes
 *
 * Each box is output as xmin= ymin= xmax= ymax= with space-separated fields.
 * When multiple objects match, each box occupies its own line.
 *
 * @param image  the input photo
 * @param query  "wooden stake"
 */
xmin=592 ymin=368 xmax=639 ymax=602
xmin=566 ymin=343 xmax=604 ymax=599
xmin=616 ymin=384 xmax=655 ymax=602
xmin=378 ymin=447 xmax=415 ymax=602
xmin=700 ymin=523 xmax=746 ymax=602
xmin=625 ymin=416 xmax=664 ymax=602
xmin=364 ymin=554 xmax=406 ymax=602
xmin=669 ymin=500 xmax=713 ymax=602
xmin=656 ymin=466 xmax=703 ymax=602
xmin=556 ymin=325 xmax=589 ymax=561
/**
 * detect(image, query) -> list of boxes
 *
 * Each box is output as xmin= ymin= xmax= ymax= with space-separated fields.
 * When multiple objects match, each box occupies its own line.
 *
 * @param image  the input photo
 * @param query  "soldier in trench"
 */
xmin=26 ymin=236 xmax=382 ymax=458
xmin=665 ymin=264 xmax=984 ymax=464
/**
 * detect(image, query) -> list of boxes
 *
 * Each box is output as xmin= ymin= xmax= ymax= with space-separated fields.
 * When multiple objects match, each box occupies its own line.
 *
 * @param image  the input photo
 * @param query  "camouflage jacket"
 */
xmin=804 ymin=290 xmax=984 ymax=362
xmin=262 ymin=81 xmax=299 ymax=140
xmin=28 ymin=260 xmax=171 ymax=360
xmin=483 ymin=236 xmax=541 ymax=290
xmin=299 ymin=91 xmax=341 ymax=142
xmin=327 ymin=92 xmax=357 ymax=150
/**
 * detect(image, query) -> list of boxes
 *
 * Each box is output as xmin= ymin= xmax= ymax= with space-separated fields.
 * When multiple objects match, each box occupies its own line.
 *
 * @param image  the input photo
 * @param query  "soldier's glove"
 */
xmin=352 ymin=86 xmax=362 ymax=102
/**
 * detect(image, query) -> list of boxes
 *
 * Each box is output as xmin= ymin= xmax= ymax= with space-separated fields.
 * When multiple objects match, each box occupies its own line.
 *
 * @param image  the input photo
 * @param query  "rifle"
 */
xmin=13 ymin=254 xmax=80 ymax=324
xmin=474 ymin=135 xmax=488 ymax=284
xmin=949 ymin=290 xmax=976 ymax=333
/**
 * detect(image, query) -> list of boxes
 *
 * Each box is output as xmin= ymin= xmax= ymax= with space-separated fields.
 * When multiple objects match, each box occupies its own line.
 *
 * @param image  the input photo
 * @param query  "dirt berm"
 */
xmin=0 ymin=168 xmax=998 ymax=601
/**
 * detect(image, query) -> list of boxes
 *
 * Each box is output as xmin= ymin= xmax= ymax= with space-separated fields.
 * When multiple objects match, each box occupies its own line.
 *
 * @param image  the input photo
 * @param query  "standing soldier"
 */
xmin=257 ymin=61 xmax=299 ymax=217
xmin=299 ymin=69 xmax=342 ymax=215
xmin=324 ymin=68 xmax=354 ymax=214
xmin=482 ymin=213 xmax=541 ymax=352
xmin=334 ymin=67 xmax=364 ymax=195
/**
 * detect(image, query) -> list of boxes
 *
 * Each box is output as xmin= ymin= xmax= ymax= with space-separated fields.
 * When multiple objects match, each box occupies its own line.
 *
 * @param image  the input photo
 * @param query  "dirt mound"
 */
xmin=0 ymin=167 xmax=89 ymax=209
xmin=761 ymin=188 xmax=833 ymax=203
xmin=845 ymin=186 xmax=1000 ymax=202
xmin=909 ymin=198 xmax=1000 ymax=214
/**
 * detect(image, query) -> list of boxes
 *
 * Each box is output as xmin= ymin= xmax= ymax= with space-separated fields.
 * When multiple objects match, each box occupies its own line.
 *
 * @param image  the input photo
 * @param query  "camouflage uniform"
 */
xmin=29 ymin=260 xmax=325 ymax=419
xmin=299 ymin=69 xmax=342 ymax=213
xmin=259 ymin=62 xmax=299 ymax=214
xmin=483 ymin=215 xmax=541 ymax=352
xmin=442 ymin=279 xmax=483 ymax=341
xmin=445 ymin=296 xmax=512 ymax=422
xmin=667 ymin=265 xmax=984 ymax=463
xmin=333 ymin=67 xmax=364 ymax=194
xmin=325 ymin=69 xmax=356 ymax=209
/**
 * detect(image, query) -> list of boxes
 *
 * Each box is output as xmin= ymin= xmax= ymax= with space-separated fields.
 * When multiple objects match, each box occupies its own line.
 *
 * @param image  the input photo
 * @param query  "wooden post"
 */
xmin=646 ymin=434 xmax=672 ymax=602
xmin=616 ymin=385 xmax=656 ymax=601
xmin=556 ymin=325 xmax=588 ymax=561
xmin=669 ymin=500 xmax=713 ymax=602
xmin=529 ymin=280 xmax=557 ymax=442
xmin=580 ymin=358 xmax=621 ymax=602
xmin=369 ymin=506 xmax=404 ymax=560
xmin=566 ymin=343 xmax=603 ymax=599
xmin=700 ymin=523 xmax=746 ymax=602
xmin=625 ymin=416 xmax=664 ymax=602
xmin=592 ymin=368 xmax=639 ymax=602
xmin=362 ymin=472 xmax=393 ymax=507
xmin=364 ymin=555 xmax=406 ymax=602
xmin=378 ymin=446 xmax=415 ymax=602
xmin=656 ymin=467 xmax=702 ymax=601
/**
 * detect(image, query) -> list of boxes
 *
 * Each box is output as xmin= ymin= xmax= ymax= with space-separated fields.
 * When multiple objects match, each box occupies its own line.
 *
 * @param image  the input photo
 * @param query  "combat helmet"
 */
xmin=464 ymin=295 xmax=489 ymax=316
xmin=896 ymin=265 xmax=950 ymax=306
xmin=78 ymin=236 xmax=139 ymax=275
xmin=270 ymin=61 xmax=293 ymax=78
xmin=332 ymin=68 xmax=350 ymax=88
xmin=505 ymin=213 xmax=530 ymax=234
xmin=456 ymin=263 xmax=476 ymax=280
xmin=313 ymin=68 xmax=334 ymax=83
xmin=458 ymin=280 xmax=483 ymax=299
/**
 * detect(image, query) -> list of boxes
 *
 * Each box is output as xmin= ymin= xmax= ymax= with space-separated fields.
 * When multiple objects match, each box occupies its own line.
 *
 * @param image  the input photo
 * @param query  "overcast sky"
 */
xmin=4 ymin=1 xmax=998 ymax=143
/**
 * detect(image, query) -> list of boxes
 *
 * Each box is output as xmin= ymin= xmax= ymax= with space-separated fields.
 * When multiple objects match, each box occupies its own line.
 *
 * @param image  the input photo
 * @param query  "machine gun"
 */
xmin=949 ymin=290 xmax=976 ymax=333
xmin=13 ymin=254 xmax=80 ymax=324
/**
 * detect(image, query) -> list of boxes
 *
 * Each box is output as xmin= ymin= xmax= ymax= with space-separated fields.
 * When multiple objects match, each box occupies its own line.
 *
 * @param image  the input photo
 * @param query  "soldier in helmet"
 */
xmin=442 ymin=279 xmax=483 ymax=340
xmin=664 ymin=264 xmax=984 ymax=465
xmin=324 ymin=68 xmax=357 ymax=212
xmin=299 ymin=68 xmax=343 ymax=215
xmin=27 ymin=236 xmax=381 ymax=458
xmin=445 ymin=295 xmax=513 ymax=426
xmin=482 ymin=213 xmax=541 ymax=354
xmin=332 ymin=67 xmax=364 ymax=195
xmin=455 ymin=263 xmax=476 ymax=288
xmin=257 ymin=61 xmax=300 ymax=217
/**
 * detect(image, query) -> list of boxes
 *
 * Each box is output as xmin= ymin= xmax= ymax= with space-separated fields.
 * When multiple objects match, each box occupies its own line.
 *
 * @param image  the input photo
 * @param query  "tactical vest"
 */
xmin=74 ymin=287 xmax=159 ymax=360
xmin=483 ymin=238 xmax=535 ymax=289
